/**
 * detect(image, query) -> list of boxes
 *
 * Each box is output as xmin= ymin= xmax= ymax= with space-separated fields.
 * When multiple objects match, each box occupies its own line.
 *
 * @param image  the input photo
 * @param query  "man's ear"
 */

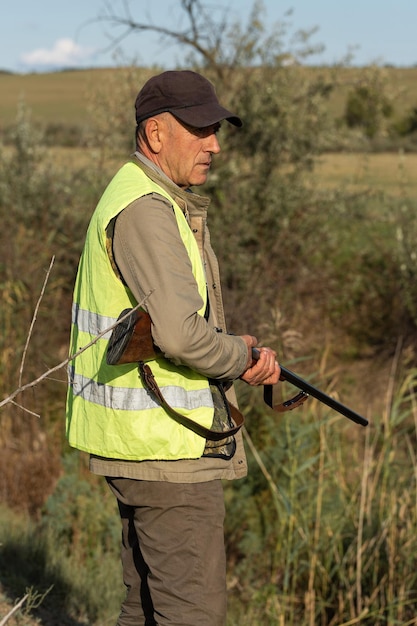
xmin=144 ymin=118 xmax=162 ymax=153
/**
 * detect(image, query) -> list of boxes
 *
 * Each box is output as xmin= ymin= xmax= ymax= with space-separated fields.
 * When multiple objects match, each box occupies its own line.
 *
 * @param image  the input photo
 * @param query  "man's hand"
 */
xmin=239 ymin=336 xmax=281 ymax=386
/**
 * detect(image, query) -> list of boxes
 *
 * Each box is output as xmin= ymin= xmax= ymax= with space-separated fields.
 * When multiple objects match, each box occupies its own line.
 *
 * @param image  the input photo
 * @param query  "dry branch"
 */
xmin=19 ymin=255 xmax=55 ymax=389
xmin=0 ymin=594 xmax=28 ymax=626
xmin=0 ymin=292 xmax=153 ymax=414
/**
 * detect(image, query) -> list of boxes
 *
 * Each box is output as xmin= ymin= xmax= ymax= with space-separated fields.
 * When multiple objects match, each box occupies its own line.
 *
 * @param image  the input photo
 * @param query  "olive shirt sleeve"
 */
xmin=112 ymin=193 xmax=248 ymax=380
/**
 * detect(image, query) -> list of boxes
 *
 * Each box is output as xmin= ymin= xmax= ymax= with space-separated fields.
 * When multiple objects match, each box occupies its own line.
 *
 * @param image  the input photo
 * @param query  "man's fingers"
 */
xmin=242 ymin=347 xmax=280 ymax=386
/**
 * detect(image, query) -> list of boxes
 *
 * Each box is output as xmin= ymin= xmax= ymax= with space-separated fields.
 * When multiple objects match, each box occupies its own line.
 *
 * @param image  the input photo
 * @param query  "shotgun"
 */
xmin=252 ymin=348 xmax=368 ymax=427
xmin=106 ymin=308 xmax=368 ymax=428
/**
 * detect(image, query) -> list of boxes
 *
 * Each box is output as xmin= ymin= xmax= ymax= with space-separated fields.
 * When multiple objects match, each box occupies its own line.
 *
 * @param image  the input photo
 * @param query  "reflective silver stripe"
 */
xmin=72 ymin=302 xmax=116 ymax=339
xmin=69 ymin=369 xmax=213 ymax=412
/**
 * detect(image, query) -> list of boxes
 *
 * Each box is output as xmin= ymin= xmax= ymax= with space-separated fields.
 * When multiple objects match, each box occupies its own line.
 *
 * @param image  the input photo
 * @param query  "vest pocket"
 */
xmin=203 ymin=381 xmax=236 ymax=459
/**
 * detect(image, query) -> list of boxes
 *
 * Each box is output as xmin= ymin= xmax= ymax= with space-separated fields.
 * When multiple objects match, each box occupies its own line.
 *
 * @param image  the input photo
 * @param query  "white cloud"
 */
xmin=20 ymin=37 xmax=95 ymax=68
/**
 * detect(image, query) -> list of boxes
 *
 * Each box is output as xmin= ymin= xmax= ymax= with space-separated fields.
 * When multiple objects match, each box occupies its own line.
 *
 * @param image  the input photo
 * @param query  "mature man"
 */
xmin=66 ymin=70 xmax=280 ymax=626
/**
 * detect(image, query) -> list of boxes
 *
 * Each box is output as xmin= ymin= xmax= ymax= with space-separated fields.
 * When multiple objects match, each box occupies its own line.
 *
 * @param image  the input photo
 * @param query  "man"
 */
xmin=66 ymin=70 xmax=280 ymax=626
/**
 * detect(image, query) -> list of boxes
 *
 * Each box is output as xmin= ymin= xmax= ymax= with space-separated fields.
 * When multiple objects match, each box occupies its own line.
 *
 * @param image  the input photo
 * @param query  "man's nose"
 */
xmin=207 ymin=134 xmax=221 ymax=154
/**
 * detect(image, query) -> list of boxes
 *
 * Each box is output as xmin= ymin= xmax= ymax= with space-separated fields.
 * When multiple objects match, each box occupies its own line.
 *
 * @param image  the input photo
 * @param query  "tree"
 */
xmin=92 ymin=0 xmax=332 ymax=331
xmin=343 ymin=66 xmax=394 ymax=139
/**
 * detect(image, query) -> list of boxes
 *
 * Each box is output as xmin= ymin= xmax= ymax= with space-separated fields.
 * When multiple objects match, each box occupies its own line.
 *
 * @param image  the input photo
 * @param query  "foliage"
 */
xmin=343 ymin=66 xmax=394 ymax=139
xmin=193 ymin=51 xmax=335 ymax=334
xmin=0 ymin=104 xmax=104 ymax=515
xmin=396 ymin=197 xmax=417 ymax=329
xmin=304 ymin=188 xmax=409 ymax=349
xmin=84 ymin=65 xmax=154 ymax=155
xmin=395 ymin=105 xmax=417 ymax=136
xmin=393 ymin=105 xmax=417 ymax=151
xmin=42 ymin=454 xmax=120 ymax=560
xmin=0 ymin=460 xmax=123 ymax=624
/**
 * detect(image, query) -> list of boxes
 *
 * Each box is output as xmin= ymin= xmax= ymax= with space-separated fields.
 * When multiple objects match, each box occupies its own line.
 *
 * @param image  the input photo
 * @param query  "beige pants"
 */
xmin=106 ymin=477 xmax=227 ymax=626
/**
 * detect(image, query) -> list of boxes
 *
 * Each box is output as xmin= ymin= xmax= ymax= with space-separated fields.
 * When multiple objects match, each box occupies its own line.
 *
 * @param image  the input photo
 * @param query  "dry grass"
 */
xmin=315 ymin=151 xmax=417 ymax=199
xmin=47 ymin=146 xmax=417 ymax=200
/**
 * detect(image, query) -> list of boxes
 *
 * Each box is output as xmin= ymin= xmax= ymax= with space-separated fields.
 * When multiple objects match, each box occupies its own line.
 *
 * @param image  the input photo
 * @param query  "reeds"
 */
xmin=226 ymin=360 xmax=417 ymax=625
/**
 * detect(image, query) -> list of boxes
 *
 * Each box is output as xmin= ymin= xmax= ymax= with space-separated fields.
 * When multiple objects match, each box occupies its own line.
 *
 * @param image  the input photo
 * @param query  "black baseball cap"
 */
xmin=135 ymin=70 xmax=242 ymax=128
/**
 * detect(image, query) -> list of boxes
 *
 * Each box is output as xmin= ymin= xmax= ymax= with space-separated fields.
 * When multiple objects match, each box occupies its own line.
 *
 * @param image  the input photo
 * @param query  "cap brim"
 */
xmin=170 ymin=103 xmax=242 ymax=128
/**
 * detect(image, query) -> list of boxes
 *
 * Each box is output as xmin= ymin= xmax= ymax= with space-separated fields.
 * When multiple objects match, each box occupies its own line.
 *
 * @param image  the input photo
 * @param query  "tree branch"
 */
xmin=19 ymin=255 xmax=55 ymax=388
xmin=0 ymin=292 xmax=153 ymax=413
xmin=0 ymin=594 xmax=28 ymax=626
xmin=94 ymin=0 xmax=229 ymax=77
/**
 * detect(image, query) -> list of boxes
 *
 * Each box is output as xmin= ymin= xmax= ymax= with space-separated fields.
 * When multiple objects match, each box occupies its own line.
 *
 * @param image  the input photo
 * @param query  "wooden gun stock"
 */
xmin=106 ymin=308 xmax=160 ymax=366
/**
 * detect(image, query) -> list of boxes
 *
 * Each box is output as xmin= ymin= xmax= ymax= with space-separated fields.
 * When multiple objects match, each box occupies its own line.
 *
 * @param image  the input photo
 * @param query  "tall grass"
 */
xmin=224 ymin=365 xmax=417 ymax=625
xmin=3 ymin=371 xmax=416 ymax=625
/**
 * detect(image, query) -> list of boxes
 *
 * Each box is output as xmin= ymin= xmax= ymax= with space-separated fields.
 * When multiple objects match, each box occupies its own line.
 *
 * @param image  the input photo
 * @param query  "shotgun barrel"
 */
xmin=252 ymin=348 xmax=368 ymax=427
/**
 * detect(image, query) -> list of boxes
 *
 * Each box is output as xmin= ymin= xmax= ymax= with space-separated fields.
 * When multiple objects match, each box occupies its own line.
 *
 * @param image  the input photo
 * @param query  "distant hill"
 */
xmin=0 ymin=68 xmax=124 ymax=127
xmin=0 ymin=66 xmax=416 ymax=129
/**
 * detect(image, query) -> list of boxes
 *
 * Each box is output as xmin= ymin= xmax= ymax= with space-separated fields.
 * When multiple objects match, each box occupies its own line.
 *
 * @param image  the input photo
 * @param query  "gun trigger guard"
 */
xmin=274 ymin=391 xmax=309 ymax=413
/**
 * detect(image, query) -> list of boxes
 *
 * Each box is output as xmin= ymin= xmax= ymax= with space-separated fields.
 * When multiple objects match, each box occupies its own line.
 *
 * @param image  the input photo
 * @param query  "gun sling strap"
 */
xmin=138 ymin=361 xmax=244 ymax=441
xmin=106 ymin=307 xmax=246 ymax=441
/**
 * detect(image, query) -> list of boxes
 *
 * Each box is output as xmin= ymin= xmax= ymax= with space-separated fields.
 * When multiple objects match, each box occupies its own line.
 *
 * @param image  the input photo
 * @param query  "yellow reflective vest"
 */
xmin=66 ymin=162 xmax=215 ymax=460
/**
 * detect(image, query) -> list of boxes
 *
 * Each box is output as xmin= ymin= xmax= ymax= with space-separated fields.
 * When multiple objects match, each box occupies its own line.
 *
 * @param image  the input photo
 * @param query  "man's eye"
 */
xmin=195 ymin=125 xmax=221 ymax=137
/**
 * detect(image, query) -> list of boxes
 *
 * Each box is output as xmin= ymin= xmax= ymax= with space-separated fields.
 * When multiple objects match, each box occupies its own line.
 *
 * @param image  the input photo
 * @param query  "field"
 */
xmin=0 ymin=68 xmax=417 ymax=197
xmin=43 ymin=145 xmax=417 ymax=203
xmin=1 ymin=66 xmax=417 ymax=200
xmin=1 ymin=65 xmax=417 ymax=125
xmin=0 ymin=68 xmax=116 ymax=125
xmin=316 ymin=151 xmax=417 ymax=198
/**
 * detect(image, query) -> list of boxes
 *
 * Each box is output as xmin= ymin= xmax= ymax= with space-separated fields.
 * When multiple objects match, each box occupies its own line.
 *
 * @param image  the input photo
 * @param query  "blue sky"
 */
xmin=1 ymin=0 xmax=416 ymax=73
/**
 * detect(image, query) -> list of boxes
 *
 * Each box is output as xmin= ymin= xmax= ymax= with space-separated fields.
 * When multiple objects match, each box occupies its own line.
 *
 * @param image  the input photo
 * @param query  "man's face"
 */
xmin=157 ymin=115 xmax=222 ymax=189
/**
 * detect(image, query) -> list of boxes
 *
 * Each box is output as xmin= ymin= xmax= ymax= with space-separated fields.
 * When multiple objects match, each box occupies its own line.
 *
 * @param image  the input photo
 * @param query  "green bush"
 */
xmin=0 ymin=465 xmax=123 ymax=624
xmin=394 ymin=105 xmax=417 ymax=137
xmin=342 ymin=66 xmax=394 ymax=140
xmin=345 ymin=84 xmax=393 ymax=138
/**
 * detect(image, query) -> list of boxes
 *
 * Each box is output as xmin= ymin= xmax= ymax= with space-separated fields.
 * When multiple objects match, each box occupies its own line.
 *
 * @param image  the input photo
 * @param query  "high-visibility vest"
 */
xmin=66 ymin=162 xmax=214 ymax=460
